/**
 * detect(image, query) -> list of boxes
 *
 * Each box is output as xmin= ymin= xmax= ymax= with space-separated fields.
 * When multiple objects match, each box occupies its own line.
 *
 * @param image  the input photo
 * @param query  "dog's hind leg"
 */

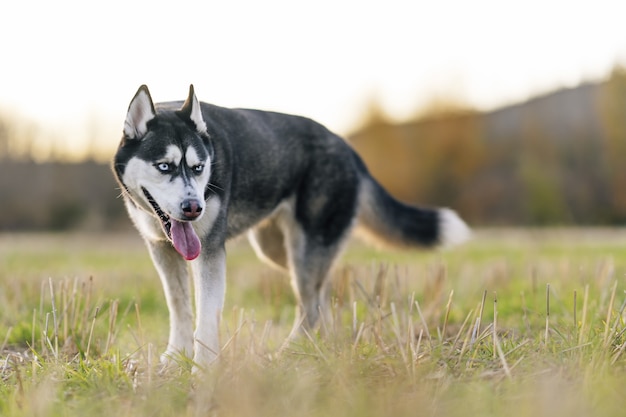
xmin=248 ymin=212 xmax=344 ymax=334
xmin=285 ymin=215 xmax=355 ymax=332
xmin=248 ymin=216 xmax=288 ymax=271
xmin=285 ymin=160 xmax=360 ymax=332
xmin=285 ymin=233 xmax=343 ymax=332
xmin=250 ymin=205 xmax=349 ymax=331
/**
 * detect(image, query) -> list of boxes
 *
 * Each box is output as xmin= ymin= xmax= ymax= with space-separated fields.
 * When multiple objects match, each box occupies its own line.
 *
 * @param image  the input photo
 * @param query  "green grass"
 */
xmin=2 ymin=229 xmax=626 ymax=416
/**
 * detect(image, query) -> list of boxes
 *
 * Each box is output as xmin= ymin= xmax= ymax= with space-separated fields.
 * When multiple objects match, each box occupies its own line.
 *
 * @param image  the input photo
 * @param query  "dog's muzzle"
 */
xmin=141 ymin=188 xmax=202 ymax=260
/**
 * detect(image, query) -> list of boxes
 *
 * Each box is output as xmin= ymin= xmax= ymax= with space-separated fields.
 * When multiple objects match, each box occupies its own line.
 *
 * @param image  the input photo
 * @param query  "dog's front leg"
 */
xmin=190 ymin=248 xmax=226 ymax=369
xmin=146 ymin=240 xmax=194 ymax=363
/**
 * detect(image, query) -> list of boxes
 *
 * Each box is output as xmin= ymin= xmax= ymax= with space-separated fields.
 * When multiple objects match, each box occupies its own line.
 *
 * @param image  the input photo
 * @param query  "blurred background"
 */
xmin=1 ymin=0 xmax=626 ymax=231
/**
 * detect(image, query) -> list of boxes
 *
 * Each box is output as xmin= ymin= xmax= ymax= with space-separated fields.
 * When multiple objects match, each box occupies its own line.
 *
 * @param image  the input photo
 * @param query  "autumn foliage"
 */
xmin=349 ymin=67 xmax=626 ymax=226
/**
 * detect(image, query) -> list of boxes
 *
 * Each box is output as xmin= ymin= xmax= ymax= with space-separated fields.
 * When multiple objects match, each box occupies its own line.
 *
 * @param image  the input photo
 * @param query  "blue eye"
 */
xmin=193 ymin=164 xmax=204 ymax=174
xmin=156 ymin=162 xmax=173 ymax=173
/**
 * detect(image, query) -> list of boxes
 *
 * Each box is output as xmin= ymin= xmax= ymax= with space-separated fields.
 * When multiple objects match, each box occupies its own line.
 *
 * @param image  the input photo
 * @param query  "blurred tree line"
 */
xmin=0 ymin=159 xmax=127 ymax=231
xmin=0 ymin=117 xmax=127 ymax=231
xmin=349 ymin=66 xmax=626 ymax=226
xmin=1 ymin=67 xmax=626 ymax=230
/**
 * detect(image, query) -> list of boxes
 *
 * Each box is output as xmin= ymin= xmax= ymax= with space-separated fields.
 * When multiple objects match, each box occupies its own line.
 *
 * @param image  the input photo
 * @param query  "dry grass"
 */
xmin=2 ymin=229 xmax=626 ymax=416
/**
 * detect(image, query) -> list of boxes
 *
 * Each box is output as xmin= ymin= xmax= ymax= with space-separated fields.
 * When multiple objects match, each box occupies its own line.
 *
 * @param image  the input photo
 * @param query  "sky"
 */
xmin=1 ymin=0 xmax=625 ymax=160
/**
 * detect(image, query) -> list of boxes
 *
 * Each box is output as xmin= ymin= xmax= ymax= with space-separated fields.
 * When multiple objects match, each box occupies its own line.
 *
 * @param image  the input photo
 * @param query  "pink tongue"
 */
xmin=170 ymin=220 xmax=201 ymax=260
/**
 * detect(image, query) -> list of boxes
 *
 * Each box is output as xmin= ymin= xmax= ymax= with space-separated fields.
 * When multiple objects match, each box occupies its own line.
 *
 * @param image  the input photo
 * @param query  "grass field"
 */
xmin=2 ymin=229 xmax=626 ymax=416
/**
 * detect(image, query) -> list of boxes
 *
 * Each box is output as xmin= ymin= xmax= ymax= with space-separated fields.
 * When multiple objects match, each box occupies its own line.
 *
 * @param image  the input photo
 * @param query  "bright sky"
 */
xmin=1 ymin=0 xmax=625 ymax=160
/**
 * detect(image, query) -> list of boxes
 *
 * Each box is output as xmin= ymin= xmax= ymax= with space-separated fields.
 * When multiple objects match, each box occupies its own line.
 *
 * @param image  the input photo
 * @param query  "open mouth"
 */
xmin=141 ymin=188 xmax=201 ymax=261
xmin=143 ymin=188 xmax=172 ymax=238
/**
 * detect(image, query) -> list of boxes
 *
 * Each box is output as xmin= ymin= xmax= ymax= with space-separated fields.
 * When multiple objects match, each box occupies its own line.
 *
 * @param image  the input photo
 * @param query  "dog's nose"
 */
xmin=181 ymin=199 xmax=203 ymax=219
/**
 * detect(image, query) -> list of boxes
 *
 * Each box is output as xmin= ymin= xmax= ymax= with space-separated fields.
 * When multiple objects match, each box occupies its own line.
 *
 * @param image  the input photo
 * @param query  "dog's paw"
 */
xmin=158 ymin=350 xmax=193 ymax=375
xmin=191 ymin=346 xmax=220 ymax=374
xmin=159 ymin=350 xmax=176 ymax=366
xmin=158 ymin=352 xmax=179 ymax=375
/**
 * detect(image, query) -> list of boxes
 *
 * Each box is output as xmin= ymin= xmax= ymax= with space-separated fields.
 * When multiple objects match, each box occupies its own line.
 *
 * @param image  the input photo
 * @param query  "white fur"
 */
xmin=247 ymin=197 xmax=295 ymax=269
xmin=124 ymin=198 xmax=163 ymax=242
xmin=185 ymin=147 xmax=198 ymax=166
xmin=190 ymin=249 xmax=226 ymax=368
xmin=124 ymin=89 xmax=155 ymax=139
xmin=155 ymin=238 xmax=226 ymax=369
xmin=146 ymin=243 xmax=194 ymax=360
xmin=191 ymin=197 xmax=221 ymax=238
xmin=189 ymin=91 xmax=208 ymax=133
xmin=161 ymin=145 xmax=183 ymax=164
xmin=438 ymin=208 xmax=471 ymax=248
xmin=185 ymin=146 xmax=210 ymax=177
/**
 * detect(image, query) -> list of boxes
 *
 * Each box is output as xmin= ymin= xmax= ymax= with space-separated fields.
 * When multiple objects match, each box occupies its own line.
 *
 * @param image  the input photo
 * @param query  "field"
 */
xmin=2 ymin=229 xmax=626 ymax=416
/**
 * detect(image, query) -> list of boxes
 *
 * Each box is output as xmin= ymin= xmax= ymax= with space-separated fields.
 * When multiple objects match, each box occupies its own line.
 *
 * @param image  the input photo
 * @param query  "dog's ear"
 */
xmin=179 ymin=84 xmax=208 ymax=134
xmin=124 ymin=85 xmax=156 ymax=139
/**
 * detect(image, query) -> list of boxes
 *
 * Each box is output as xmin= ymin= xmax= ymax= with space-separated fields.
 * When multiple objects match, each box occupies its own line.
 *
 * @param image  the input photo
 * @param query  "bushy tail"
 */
xmin=355 ymin=178 xmax=470 ymax=249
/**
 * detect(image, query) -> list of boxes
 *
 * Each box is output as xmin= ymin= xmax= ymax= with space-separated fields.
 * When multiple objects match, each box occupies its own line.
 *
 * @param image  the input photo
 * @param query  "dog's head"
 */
xmin=113 ymin=85 xmax=213 ymax=260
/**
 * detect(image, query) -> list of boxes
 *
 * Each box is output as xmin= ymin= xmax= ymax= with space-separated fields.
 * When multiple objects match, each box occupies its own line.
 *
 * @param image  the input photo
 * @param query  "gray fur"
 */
xmin=112 ymin=85 xmax=470 ymax=370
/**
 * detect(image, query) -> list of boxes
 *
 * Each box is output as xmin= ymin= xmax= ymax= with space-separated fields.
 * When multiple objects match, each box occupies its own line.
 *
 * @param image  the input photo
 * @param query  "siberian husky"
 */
xmin=112 ymin=85 xmax=470 ymax=369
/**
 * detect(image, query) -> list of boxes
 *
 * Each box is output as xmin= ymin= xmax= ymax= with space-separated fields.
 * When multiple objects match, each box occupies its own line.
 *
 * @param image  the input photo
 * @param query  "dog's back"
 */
xmin=194 ymin=103 xmax=469 ymax=249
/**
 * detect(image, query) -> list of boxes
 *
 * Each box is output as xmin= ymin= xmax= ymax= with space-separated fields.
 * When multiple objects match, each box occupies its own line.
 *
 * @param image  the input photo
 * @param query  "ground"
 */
xmin=1 ymin=229 xmax=626 ymax=416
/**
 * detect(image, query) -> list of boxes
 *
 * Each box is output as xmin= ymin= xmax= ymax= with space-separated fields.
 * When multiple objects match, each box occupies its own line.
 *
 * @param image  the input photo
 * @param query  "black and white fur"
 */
xmin=113 ymin=85 xmax=470 ymax=370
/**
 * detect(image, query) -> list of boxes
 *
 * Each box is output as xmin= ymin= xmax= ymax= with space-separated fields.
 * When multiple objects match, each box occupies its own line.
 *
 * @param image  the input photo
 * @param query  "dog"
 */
xmin=112 ymin=84 xmax=470 ymax=369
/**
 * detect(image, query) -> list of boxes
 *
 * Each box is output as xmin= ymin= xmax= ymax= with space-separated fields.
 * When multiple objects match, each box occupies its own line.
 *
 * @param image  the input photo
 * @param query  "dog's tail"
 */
xmin=355 ymin=177 xmax=471 ymax=249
